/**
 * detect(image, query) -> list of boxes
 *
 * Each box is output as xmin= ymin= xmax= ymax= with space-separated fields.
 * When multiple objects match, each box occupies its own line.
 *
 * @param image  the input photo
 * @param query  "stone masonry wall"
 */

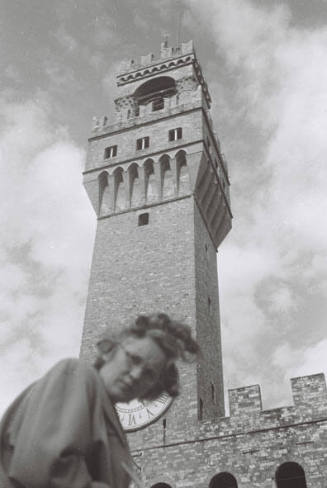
xmin=194 ymin=202 xmax=225 ymax=419
xmin=130 ymin=373 xmax=327 ymax=488
xmin=81 ymin=197 xmax=199 ymax=433
xmin=86 ymin=108 xmax=203 ymax=173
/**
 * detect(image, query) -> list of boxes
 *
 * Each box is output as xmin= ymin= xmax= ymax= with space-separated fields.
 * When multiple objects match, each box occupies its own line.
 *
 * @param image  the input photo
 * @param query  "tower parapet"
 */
xmin=91 ymin=39 xmax=211 ymax=135
xmin=227 ymin=373 xmax=327 ymax=421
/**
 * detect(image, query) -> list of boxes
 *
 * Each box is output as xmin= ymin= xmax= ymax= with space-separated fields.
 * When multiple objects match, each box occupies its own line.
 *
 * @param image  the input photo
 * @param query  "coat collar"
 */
xmin=96 ymin=371 xmax=128 ymax=447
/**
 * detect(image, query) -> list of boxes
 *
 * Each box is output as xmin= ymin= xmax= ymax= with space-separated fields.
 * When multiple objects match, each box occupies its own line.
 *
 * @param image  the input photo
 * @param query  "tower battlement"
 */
xmin=93 ymin=39 xmax=212 ymax=129
xmin=228 ymin=373 xmax=327 ymax=419
xmin=117 ymin=39 xmax=195 ymax=76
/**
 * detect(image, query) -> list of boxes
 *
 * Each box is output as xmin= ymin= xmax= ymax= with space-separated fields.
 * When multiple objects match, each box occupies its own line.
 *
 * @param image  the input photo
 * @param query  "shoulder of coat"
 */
xmin=48 ymin=358 xmax=98 ymax=383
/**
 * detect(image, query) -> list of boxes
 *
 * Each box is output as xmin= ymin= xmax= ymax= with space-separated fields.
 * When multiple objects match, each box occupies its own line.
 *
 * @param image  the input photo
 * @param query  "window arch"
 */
xmin=134 ymin=76 xmax=176 ymax=106
xmin=151 ymin=484 xmax=172 ymax=488
xmin=176 ymin=150 xmax=189 ymax=195
xmin=209 ymin=472 xmax=238 ymax=488
xmin=98 ymin=171 xmax=110 ymax=215
xmin=113 ymin=167 xmax=126 ymax=211
xmin=276 ymin=462 xmax=307 ymax=488
xmin=129 ymin=163 xmax=142 ymax=207
xmin=160 ymin=154 xmax=174 ymax=198
xmin=144 ymin=158 xmax=157 ymax=203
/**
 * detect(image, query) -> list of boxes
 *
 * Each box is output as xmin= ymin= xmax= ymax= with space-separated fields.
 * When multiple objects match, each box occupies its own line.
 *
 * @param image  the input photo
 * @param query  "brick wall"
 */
xmin=86 ymin=108 xmax=203 ymax=173
xmin=131 ymin=373 xmax=327 ymax=488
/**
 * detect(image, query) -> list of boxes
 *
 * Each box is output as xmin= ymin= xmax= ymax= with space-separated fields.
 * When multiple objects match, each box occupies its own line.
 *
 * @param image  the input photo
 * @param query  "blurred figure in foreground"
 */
xmin=0 ymin=313 xmax=199 ymax=488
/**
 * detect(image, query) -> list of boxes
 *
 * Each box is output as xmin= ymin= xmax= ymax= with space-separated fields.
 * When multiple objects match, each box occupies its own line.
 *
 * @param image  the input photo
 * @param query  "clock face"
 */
xmin=115 ymin=392 xmax=173 ymax=431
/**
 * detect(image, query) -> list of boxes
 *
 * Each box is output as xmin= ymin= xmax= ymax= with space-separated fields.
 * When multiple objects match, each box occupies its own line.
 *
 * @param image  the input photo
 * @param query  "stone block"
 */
xmin=229 ymin=384 xmax=262 ymax=416
xmin=291 ymin=373 xmax=327 ymax=411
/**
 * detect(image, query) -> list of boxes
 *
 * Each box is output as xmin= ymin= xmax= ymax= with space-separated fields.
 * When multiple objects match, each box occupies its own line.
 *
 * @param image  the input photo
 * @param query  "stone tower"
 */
xmin=81 ymin=37 xmax=232 ymax=430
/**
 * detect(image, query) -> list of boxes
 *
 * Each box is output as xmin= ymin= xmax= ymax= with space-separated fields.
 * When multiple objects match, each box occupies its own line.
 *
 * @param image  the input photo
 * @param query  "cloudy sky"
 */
xmin=1 ymin=0 xmax=327 ymax=415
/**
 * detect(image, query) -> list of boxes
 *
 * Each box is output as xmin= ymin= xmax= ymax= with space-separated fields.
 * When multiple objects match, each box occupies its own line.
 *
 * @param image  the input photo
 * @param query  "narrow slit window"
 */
xmin=104 ymin=145 xmax=117 ymax=159
xmin=138 ymin=213 xmax=149 ymax=226
xmin=211 ymin=383 xmax=215 ymax=402
xmin=199 ymin=398 xmax=203 ymax=420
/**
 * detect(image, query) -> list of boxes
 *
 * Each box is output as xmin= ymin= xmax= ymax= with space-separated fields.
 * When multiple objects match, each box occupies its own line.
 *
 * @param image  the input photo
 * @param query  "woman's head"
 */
xmin=95 ymin=313 xmax=200 ymax=403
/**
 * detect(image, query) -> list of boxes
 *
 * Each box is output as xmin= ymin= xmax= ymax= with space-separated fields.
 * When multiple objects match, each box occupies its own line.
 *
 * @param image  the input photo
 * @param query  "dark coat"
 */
xmin=0 ymin=358 xmax=132 ymax=488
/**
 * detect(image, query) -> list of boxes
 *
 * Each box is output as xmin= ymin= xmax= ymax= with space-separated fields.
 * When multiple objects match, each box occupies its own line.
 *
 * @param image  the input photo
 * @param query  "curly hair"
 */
xmin=94 ymin=313 xmax=200 ymax=400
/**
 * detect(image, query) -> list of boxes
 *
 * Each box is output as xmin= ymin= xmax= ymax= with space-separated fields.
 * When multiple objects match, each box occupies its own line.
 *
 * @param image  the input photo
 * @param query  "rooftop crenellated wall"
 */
xmin=117 ymin=40 xmax=195 ymax=75
xmin=130 ymin=373 xmax=327 ymax=488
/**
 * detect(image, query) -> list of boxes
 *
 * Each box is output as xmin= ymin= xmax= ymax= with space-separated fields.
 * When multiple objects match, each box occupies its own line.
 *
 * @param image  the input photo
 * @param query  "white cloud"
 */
xmin=102 ymin=60 xmax=124 ymax=122
xmin=92 ymin=15 xmax=117 ymax=47
xmin=54 ymin=25 xmax=78 ymax=52
xmin=0 ymin=95 xmax=95 ymax=414
xmin=288 ymin=339 xmax=327 ymax=379
xmin=183 ymin=0 xmax=327 ymax=407
xmin=272 ymin=337 xmax=327 ymax=395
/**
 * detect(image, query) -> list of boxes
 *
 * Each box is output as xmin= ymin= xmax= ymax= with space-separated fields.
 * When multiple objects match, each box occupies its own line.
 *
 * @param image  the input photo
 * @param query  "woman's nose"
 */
xmin=129 ymin=364 xmax=144 ymax=381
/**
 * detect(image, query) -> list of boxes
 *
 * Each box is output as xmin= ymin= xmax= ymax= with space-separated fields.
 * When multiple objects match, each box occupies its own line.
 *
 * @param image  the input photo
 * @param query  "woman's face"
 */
xmin=99 ymin=335 xmax=167 ymax=403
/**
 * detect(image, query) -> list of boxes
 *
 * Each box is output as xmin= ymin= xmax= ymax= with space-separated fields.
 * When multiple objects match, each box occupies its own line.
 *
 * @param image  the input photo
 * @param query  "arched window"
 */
xmin=209 ymin=472 xmax=238 ymax=488
xmin=151 ymin=484 xmax=172 ymax=488
xmin=276 ymin=462 xmax=307 ymax=488
xmin=134 ymin=76 xmax=176 ymax=109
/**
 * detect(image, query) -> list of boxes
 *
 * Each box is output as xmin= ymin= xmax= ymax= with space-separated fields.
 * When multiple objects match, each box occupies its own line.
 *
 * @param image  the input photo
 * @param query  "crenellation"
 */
xmin=117 ymin=41 xmax=194 ymax=78
xmin=229 ymin=385 xmax=263 ymax=417
xmin=181 ymin=40 xmax=194 ymax=55
xmin=160 ymin=41 xmax=174 ymax=60
xmin=141 ymin=53 xmax=155 ymax=65
xmin=291 ymin=373 xmax=327 ymax=415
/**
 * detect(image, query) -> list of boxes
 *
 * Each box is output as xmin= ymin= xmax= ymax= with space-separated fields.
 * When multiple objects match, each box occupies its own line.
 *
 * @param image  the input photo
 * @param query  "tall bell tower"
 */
xmin=81 ymin=38 xmax=231 ymax=442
